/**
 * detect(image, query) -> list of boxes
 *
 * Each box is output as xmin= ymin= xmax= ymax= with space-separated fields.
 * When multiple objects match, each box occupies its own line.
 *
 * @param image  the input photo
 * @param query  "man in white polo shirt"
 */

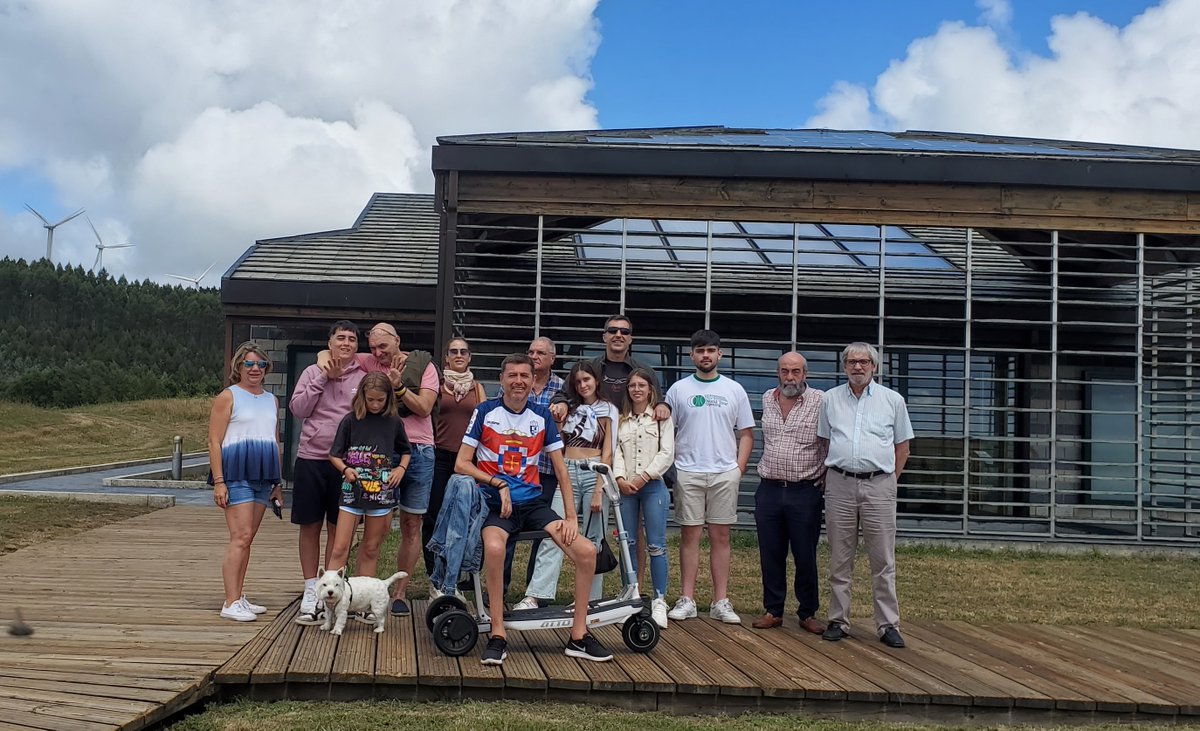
xmin=665 ymin=329 xmax=755 ymax=624
xmin=817 ymin=341 xmax=913 ymax=649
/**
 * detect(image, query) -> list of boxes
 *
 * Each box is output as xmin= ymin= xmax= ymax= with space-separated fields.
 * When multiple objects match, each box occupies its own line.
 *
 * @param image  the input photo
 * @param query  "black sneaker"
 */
xmin=565 ymin=632 xmax=613 ymax=662
xmin=481 ymin=635 xmax=508 ymax=665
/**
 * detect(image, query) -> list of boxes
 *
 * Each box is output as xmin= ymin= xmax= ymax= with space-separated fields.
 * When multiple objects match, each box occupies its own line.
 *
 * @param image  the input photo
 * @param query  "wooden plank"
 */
xmin=1002 ymin=187 xmax=1189 ymax=221
xmin=499 ymin=630 xmax=549 ymax=691
xmin=0 ymin=699 xmax=116 ymax=731
xmin=1067 ymin=626 xmax=1200 ymax=676
xmin=457 ymin=631 xmax=506 ymax=689
xmin=658 ymin=620 xmax=759 ymax=696
xmin=287 ymin=624 xmax=339 ymax=683
xmin=819 ymin=632 xmax=974 ymax=706
xmin=250 ymin=617 xmax=303 ymax=684
xmin=411 ymin=601 xmax=461 ymax=688
xmin=761 ymin=627 xmax=891 ymax=702
xmin=0 ymin=686 xmax=152 ymax=722
xmin=214 ymin=602 xmax=299 ymax=683
xmin=330 ymin=619 xmax=378 ymax=683
xmin=553 ymin=628 xmax=632 ymax=692
xmin=1022 ymin=619 xmax=1200 ymax=710
xmin=523 ymin=629 xmax=589 ymax=691
xmin=621 ymin=624 xmax=716 ymax=695
xmin=0 ymin=675 xmax=177 ymax=704
xmin=375 ymin=608 xmax=418 ymax=686
xmin=592 ymin=624 xmax=675 ymax=693
xmin=924 ymin=622 xmax=1099 ymax=711
xmin=985 ymin=624 xmax=1175 ymax=713
xmin=679 ymin=619 xmax=822 ymax=699
xmin=0 ymin=667 xmax=192 ymax=693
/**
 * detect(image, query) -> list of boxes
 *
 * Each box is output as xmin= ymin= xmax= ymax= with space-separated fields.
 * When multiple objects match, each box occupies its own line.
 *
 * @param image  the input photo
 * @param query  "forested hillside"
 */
xmin=0 ymin=258 xmax=223 ymax=407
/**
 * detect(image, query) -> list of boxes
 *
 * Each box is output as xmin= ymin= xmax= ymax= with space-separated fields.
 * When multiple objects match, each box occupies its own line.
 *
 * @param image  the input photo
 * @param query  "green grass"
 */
xmin=0 ymin=495 xmax=159 ymax=554
xmin=0 ymin=397 xmax=213 ymax=474
xmin=169 ymin=699 xmax=1200 ymax=731
xmin=356 ymin=526 xmax=1200 ymax=629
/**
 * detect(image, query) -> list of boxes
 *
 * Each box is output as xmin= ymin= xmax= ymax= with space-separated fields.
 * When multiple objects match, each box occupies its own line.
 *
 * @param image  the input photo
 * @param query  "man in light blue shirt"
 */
xmin=817 ymin=342 xmax=913 ymax=649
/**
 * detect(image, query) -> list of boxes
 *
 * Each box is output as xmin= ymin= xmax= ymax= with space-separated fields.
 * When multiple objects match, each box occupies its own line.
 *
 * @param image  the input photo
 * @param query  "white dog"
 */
xmin=315 ymin=567 xmax=407 ymax=635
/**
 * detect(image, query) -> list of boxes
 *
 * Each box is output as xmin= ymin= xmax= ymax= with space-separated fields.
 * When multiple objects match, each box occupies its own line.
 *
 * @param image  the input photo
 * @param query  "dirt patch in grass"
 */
xmin=0 ymin=397 xmax=212 ymax=474
xmin=0 ymin=495 xmax=159 ymax=554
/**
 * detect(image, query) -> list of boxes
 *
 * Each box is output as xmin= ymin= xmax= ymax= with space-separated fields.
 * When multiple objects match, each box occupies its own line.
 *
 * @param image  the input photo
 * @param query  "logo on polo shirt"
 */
xmin=691 ymin=394 xmax=729 ymax=408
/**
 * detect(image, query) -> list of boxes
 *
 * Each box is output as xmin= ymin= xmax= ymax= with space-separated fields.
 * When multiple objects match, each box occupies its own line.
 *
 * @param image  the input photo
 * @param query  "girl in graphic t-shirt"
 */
xmin=517 ymin=361 xmax=614 ymax=608
xmin=327 ymin=373 xmax=412 ymax=585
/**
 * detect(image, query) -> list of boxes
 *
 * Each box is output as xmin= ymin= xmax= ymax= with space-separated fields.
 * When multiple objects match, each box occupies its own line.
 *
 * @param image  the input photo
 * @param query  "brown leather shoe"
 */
xmin=798 ymin=616 xmax=828 ymax=635
xmin=751 ymin=613 xmax=783 ymax=629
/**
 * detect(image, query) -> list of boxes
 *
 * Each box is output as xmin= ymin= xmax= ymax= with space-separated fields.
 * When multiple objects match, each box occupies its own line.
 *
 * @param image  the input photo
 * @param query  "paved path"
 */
xmin=2 ymin=458 xmax=220 ymax=506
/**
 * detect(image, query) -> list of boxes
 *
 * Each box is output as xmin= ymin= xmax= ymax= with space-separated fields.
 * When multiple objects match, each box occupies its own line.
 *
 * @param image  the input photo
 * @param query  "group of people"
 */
xmin=206 ymin=313 xmax=914 ymax=667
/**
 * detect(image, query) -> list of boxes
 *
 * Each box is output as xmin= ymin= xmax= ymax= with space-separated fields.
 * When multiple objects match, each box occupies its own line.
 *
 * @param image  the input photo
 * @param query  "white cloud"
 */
xmin=977 ymin=0 xmax=1013 ymax=29
xmin=807 ymin=0 xmax=1200 ymax=151
xmin=0 ymin=0 xmax=600 ymax=281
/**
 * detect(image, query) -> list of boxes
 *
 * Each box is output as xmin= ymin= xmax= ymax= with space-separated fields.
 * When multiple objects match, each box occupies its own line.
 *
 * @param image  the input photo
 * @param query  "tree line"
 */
xmin=0 ymin=258 xmax=224 ymax=407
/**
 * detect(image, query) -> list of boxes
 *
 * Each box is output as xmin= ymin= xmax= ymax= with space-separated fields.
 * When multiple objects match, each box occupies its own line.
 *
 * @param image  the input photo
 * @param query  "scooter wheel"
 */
xmin=622 ymin=614 xmax=660 ymax=653
xmin=426 ymin=594 xmax=469 ymax=633
xmin=432 ymin=609 xmax=478 ymax=656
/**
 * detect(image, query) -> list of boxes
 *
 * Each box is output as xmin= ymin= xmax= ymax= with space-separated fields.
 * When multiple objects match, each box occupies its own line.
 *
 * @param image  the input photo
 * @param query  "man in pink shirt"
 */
xmin=317 ymin=322 xmax=439 ymax=616
xmin=289 ymin=320 xmax=366 ymax=625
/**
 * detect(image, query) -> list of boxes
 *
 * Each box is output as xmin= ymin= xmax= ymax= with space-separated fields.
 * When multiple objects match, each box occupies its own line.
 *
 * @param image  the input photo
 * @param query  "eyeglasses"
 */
xmin=605 ymin=327 xmax=632 ymax=336
xmin=448 ymin=348 xmax=470 ymax=356
xmin=242 ymin=360 xmax=269 ymax=369
xmin=846 ymin=359 xmax=873 ymax=367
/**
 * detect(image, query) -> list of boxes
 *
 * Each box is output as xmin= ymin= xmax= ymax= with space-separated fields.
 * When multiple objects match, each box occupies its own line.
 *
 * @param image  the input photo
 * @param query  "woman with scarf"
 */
xmin=423 ymin=337 xmax=488 ymax=576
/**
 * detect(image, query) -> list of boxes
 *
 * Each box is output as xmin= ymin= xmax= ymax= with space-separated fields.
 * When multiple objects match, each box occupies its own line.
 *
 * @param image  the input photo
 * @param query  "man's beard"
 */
xmin=779 ymin=382 xmax=804 ymax=398
xmin=696 ymin=362 xmax=717 ymax=374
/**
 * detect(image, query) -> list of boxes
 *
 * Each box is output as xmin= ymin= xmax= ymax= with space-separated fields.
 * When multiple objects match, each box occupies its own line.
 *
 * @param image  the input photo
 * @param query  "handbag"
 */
xmin=584 ymin=512 xmax=619 ymax=575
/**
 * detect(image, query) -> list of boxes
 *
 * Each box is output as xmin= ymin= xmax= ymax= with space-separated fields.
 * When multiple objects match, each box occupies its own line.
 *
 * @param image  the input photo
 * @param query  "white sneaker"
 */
xmin=667 ymin=596 xmax=697 ymax=620
xmin=512 ymin=595 xmax=540 ymax=611
xmin=430 ymin=586 xmax=466 ymax=602
xmin=651 ymin=598 xmax=669 ymax=629
xmin=709 ymin=598 xmax=741 ymax=624
xmin=295 ymin=586 xmax=324 ymax=626
xmin=220 ymin=601 xmax=257 ymax=622
xmin=239 ymin=596 xmax=267 ymax=614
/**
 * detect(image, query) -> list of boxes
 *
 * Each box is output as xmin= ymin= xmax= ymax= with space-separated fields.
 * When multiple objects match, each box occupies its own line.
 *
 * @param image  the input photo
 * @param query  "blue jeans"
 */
xmin=618 ymin=478 xmax=669 ymax=600
xmin=398 ymin=443 xmax=433 ymax=514
xmin=525 ymin=459 xmax=608 ymax=601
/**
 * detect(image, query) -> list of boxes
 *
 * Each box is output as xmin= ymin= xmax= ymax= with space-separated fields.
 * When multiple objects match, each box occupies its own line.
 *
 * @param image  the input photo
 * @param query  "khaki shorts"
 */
xmin=673 ymin=467 xmax=742 ymax=526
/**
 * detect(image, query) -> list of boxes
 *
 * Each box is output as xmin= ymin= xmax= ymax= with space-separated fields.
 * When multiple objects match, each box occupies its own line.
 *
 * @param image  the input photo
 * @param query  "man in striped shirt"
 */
xmin=752 ymin=352 xmax=828 ymax=634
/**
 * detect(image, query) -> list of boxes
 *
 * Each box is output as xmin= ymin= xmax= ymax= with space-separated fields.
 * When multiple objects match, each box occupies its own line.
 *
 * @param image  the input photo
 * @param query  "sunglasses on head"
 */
xmin=605 ymin=327 xmax=632 ymax=336
xmin=242 ymin=359 xmax=269 ymax=369
xmin=448 ymin=348 xmax=470 ymax=355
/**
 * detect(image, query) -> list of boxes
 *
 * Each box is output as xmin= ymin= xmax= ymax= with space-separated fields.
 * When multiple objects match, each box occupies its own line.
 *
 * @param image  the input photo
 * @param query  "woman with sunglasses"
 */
xmin=423 ymin=337 xmax=488 ymax=576
xmin=208 ymin=341 xmax=283 ymax=622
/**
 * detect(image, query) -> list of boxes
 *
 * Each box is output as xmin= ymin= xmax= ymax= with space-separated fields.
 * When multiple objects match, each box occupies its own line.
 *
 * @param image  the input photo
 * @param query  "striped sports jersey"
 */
xmin=462 ymin=398 xmax=562 ymax=501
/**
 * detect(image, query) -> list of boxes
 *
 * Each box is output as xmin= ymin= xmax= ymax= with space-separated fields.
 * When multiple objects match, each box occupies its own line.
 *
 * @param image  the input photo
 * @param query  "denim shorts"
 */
xmin=340 ymin=505 xmax=393 ymax=518
xmin=398 ymin=443 xmax=434 ymax=515
xmin=227 ymin=480 xmax=273 ymax=507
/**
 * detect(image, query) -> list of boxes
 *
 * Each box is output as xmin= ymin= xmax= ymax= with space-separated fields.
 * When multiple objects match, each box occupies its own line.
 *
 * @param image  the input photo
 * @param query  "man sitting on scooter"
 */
xmin=456 ymin=353 xmax=614 ymax=665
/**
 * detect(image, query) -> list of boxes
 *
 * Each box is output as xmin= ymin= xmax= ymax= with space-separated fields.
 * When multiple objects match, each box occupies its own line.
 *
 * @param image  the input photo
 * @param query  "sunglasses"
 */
xmin=605 ymin=327 xmax=632 ymax=336
xmin=242 ymin=359 xmax=269 ymax=369
xmin=448 ymin=348 xmax=470 ymax=356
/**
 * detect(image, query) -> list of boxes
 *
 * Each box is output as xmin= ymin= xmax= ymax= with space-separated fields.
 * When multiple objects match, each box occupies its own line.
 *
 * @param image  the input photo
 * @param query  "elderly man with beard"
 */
xmin=818 ymin=342 xmax=913 ymax=649
xmin=752 ymin=352 xmax=828 ymax=633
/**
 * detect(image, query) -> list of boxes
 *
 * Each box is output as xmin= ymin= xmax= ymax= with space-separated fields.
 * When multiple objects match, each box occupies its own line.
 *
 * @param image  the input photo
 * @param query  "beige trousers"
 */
xmin=824 ymin=469 xmax=900 ymax=636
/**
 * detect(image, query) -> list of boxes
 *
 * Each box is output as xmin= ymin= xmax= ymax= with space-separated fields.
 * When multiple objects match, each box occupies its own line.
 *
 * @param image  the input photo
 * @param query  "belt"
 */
xmin=761 ymin=478 xmax=818 ymax=488
xmin=829 ymin=465 xmax=889 ymax=480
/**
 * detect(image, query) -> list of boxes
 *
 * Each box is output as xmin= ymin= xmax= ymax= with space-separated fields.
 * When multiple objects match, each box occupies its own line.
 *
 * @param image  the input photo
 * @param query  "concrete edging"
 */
xmin=0 ymin=489 xmax=176 ymax=507
xmin=0 ymin=452 xmax=208 ymax=485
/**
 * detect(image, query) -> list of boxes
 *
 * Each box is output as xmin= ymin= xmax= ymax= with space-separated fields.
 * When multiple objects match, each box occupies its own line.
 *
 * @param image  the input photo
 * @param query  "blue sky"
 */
xmin=0 ymin=0 xmax=1188 ymax=282
xmin=589 ymin=0 xmax=1151 ymax=129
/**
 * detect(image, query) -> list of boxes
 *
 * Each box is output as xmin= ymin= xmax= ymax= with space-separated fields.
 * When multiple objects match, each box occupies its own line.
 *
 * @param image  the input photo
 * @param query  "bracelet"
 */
xmin=396 ymin=465 xmax=408 ymax=472
xmin=395 ymin=386 xmax=408 ymax=398
xmin=213 ymin=478 xmax=225 ymax=485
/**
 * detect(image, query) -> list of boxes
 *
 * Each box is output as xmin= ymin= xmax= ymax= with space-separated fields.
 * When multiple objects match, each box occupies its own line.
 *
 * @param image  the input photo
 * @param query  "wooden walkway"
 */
xmin=0 ymin=506 xmax=298 ymax=731
xmin=4 ymin=505 xmax=1200 ymax=728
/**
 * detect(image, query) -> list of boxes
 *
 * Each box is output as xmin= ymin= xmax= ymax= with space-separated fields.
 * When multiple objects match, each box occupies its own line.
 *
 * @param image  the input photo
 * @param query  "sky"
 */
xmin=0 ymin=0 xmax=1193 ymax=286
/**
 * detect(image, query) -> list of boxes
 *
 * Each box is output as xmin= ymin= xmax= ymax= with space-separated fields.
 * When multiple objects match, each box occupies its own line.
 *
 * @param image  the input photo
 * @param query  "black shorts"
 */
xmin=291 ymin=457 xmax=341 ymax=526
xmin=483 ymin=497 xmax=561 ymax=536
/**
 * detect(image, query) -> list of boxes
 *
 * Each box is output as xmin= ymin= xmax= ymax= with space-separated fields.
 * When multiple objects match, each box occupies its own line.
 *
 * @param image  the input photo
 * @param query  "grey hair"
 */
xmin=530 ymin=336 xmax=556 ymax=355
xmin=840 ymin=342 xmax=880 ymax=369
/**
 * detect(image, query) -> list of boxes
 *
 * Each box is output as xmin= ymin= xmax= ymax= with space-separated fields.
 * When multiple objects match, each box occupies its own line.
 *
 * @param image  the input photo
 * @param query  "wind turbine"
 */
xmin=86 ymin=217 xmax=134 ymax=272
xmin=165 ymin=262 xmax=216 ymax=289
xmin=25 ymin=204 xmax=85 ymax=261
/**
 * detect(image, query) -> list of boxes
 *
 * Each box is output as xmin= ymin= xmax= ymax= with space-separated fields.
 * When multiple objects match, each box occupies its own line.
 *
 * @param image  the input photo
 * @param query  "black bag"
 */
xmin=585 ymin=512 xmax=619 ymax=575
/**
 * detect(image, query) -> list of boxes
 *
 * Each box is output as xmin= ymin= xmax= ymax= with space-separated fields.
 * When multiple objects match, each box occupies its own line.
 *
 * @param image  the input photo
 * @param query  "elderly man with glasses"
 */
xmin=817 ymin=342 xmax=913 ymax=649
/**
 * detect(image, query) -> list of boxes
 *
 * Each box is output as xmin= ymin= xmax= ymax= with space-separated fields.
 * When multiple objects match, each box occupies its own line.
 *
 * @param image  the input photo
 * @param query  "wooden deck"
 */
xmin=3 ymin=505 xmax=1200 ymax=728
xmin=0 ymin=506 xmax=298 ymax=731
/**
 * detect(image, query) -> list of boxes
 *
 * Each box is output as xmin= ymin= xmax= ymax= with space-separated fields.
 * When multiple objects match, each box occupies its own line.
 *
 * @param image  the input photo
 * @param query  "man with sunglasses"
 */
xmin=817 ymin=342 xmax=913 ymax=649
xmin=550 ymin=315 xmax=669 ymax=422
